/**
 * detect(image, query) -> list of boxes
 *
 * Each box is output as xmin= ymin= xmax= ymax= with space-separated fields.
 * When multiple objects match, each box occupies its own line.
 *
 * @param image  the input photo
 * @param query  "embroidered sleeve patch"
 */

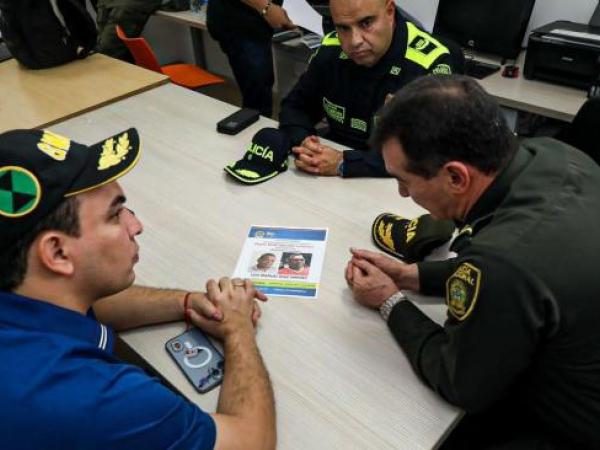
xmin=0 ymin=166 xmax=41 ymax=217
xmin=432 ymin=63 xmax=452 ymax=75
xmin=446 ymin=262 xmax=481 ymax=321
xmin=322 ymin=97 xmax=346 ymax=124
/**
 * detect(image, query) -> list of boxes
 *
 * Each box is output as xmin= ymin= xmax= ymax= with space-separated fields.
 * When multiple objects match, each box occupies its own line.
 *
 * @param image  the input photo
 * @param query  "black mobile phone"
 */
xmin=165 ymin=328 xmax=225 ymax=393
xmin=216 ymin=108 xmax=260 ymax=135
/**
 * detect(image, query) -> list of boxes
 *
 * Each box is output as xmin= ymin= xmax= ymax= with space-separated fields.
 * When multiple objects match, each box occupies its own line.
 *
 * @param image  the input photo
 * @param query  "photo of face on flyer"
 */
xmin=233 ymin=226 xmax=328 ymax=299
xmin=278 ymin=252 xmax=312 ymax=278
xmin=249 ymin=252 xmax=279 ymax=274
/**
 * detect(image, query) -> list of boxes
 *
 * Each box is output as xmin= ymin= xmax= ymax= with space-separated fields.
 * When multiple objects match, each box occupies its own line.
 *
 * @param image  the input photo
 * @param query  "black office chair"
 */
xmin=555 ymin=98 xmax=600 ymax=165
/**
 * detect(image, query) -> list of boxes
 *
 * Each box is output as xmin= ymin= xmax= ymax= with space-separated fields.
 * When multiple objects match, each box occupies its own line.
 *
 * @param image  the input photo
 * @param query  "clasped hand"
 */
xmin=186 ymin=277 xmax=267 ymax=340
xmin=345 ymin=249 xmax=419 ymax=308
xmin=292 ymin=135 xmax=343 ymax=176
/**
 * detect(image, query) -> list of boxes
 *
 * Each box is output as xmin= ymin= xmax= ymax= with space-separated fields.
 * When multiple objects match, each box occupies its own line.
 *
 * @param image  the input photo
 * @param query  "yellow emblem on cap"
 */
xmin=98 ymin=133 xmax=130 ymax=170
xmin=37 ymin=131 xmax=71 ymax=161
xmin=377 ymin=220 xmax=395 ymax=252
xmin=446 ymin=262 xmax=481 ymax=321
xmin=405 ymin=218 xmax=419 ymax=243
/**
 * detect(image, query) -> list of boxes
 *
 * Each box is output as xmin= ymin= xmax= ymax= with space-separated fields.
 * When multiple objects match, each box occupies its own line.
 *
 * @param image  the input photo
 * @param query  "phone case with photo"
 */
xmin=165 ymin=328 xmax=225 ymax=393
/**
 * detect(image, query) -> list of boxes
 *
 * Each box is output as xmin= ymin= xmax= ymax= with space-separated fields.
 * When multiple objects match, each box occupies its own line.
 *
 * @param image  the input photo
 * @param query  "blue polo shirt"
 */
xmin=0 ymin=291 xmax=216 ymax=450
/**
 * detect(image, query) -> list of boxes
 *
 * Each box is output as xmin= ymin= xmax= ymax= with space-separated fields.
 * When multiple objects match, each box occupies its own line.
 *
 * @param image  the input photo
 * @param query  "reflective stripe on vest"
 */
xmin=405 ymin=22 xmax=449 ymax=69
xmin=321 ymin=31 xmax=341 ymax=46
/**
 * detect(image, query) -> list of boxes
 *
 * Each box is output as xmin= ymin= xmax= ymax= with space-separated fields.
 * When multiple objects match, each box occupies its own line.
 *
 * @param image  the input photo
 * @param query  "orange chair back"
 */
xmin=115 ymin=25 xmax=164 ymax=74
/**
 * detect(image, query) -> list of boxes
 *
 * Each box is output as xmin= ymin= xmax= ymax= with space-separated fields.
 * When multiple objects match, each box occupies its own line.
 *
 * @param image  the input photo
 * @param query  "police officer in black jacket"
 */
xmin=280 ymin=0 xmax=454 ymax=178
xmin=346 ymin=75 xmax=600 ymax=448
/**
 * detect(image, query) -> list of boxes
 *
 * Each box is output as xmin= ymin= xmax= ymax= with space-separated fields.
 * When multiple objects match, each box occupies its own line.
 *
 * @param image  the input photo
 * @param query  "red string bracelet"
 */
xmin=183 ymin=292 xmax=192 ymax=330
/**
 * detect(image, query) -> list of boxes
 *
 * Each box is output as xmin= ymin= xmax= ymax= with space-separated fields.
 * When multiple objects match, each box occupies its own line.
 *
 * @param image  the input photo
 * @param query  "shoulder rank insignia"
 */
xmin=446 ymin=262 xmax=481 ymax=321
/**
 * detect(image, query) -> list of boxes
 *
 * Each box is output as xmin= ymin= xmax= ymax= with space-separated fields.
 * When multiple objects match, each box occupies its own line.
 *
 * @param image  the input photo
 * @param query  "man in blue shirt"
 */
xmin=0 ymin=127 xmax=275 ymax=450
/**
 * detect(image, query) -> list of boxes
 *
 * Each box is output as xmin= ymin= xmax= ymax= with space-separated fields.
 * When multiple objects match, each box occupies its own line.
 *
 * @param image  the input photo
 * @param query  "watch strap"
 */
xmin=379 ymin=291 xmax=407 ymax=322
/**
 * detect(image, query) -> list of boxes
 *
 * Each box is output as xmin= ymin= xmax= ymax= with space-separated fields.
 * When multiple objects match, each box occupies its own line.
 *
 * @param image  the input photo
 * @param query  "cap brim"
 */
xmin=66 ymin=128 xmax=141 ymax=196
xmin=224 ymin=159 xmax=286 ymax=185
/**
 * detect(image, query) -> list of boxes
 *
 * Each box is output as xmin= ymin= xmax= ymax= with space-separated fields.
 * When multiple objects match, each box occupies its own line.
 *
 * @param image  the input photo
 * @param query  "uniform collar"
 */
xmin=379 ymin=12 xmax=406 ymax=67
xmin=462 ymin=146 xmax=533 ymax=228
xmin=0 ymin=290 xmax=113 ymax=352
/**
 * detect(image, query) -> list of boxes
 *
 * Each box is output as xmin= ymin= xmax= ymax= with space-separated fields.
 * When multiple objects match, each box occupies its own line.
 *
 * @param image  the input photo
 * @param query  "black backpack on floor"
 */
xmin=0 ymin=0 xmax=97 ymax=69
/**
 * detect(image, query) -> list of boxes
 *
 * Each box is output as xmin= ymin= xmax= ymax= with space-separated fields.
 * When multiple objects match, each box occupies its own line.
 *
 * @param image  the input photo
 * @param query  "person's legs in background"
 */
xmin=96 ymin=0 xmax=162 ymax=62
xmin=217 ymin=37 xmax=275 ymax=118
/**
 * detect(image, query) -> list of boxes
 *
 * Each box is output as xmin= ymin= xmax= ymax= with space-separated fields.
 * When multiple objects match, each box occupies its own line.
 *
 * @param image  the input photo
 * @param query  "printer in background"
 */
xmin=524 ymin=21 xmax=600 ymax=91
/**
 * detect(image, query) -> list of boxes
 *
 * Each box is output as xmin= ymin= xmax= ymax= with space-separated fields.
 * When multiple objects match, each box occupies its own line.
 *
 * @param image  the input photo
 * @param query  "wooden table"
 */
xmin=0 ymin=53 xmax=168 ymax=134
xmin=51 ymin=83 xmax=461 ymax=450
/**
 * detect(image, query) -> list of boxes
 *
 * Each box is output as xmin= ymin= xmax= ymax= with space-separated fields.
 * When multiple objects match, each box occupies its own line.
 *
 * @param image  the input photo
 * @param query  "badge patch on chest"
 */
xmin=323 ymin=97 xmax=345 ymax=124
xmin=350 ymin=118 xmax=367 ymax=132
xmin=446 ymin=262 xmax=481 ymax=321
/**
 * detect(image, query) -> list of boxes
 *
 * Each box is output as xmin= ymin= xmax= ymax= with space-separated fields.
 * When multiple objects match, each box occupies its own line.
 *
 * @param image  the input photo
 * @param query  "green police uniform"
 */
xmin=387 ymin=138 xmax=600 ymax=447
xmin=279 ymin=12 xmax=454 ymax=178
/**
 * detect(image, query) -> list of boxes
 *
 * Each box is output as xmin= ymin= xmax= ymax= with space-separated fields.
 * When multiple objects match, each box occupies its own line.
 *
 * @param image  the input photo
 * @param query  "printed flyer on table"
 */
xmin=233 ymin=225 xmax=328 ymax=299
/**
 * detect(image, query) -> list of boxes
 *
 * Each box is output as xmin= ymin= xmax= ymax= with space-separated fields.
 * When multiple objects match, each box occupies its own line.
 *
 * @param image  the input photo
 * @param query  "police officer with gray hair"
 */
xmin=347 ymin=75 xmax=600 ymax=448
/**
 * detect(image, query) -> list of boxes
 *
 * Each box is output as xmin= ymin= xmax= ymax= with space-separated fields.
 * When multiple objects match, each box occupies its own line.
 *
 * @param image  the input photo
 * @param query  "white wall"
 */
xmin=399 ymin=0 xmax=598 ymax=39
xmin=144 ymin=16 xmax=196 ymax=66
xmin=144 ymin=14 xmax=235 ymax=79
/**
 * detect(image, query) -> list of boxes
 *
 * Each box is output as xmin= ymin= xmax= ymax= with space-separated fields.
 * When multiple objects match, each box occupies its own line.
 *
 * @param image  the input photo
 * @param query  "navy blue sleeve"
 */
xmin=342 ymin=149 xmax=389 ymax=178
xmin=279 ymin=48 xmax=328 ymax=146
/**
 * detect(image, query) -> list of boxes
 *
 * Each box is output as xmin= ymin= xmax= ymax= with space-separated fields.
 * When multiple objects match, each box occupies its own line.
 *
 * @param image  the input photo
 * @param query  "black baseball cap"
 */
xmin=371 ymin=213 xmax=455 ymax=263
xmin=224 ymin=127 xmax=290 ymax=184
xmin=0 ymin=128 xmax=141 ymax=251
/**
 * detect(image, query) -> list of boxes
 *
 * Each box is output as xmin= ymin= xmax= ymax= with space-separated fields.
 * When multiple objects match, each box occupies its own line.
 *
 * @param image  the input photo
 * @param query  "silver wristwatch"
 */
xmin=379 ymin=291 xmax=407 ymax=322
